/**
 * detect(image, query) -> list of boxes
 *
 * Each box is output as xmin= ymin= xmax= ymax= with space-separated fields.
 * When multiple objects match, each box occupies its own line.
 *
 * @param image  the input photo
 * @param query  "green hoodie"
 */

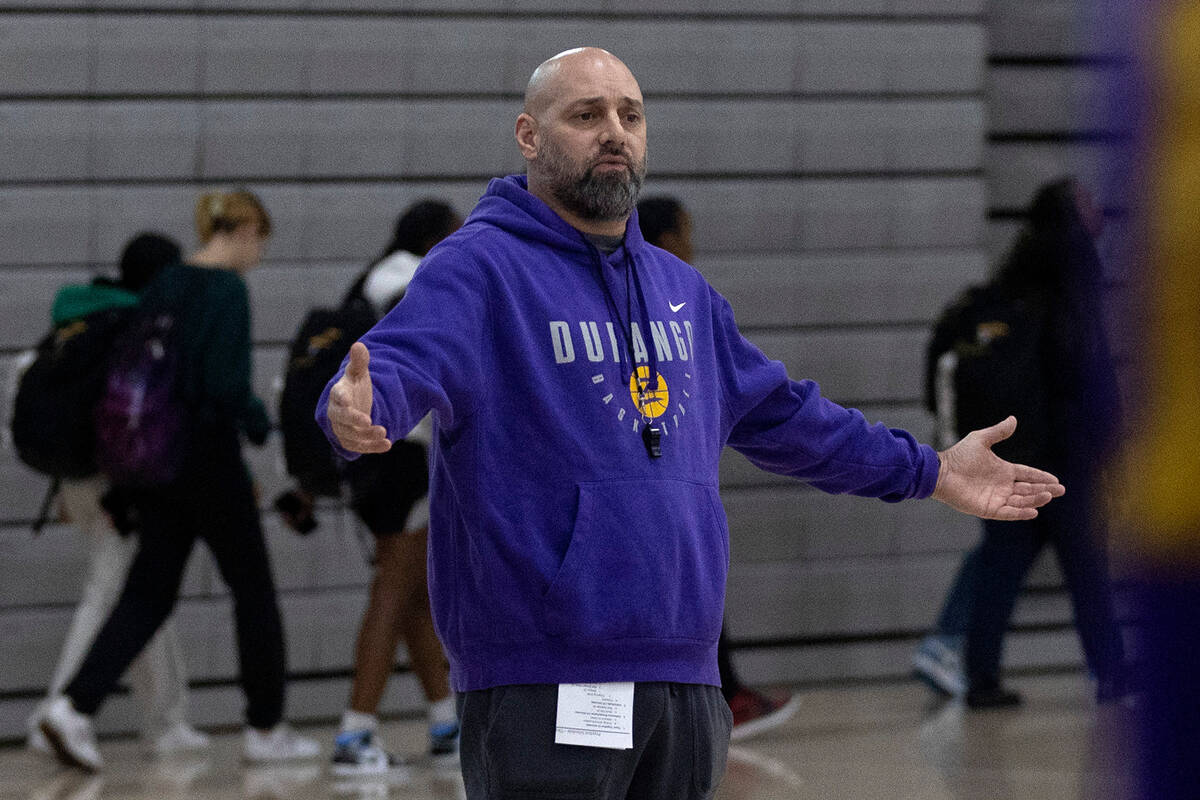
xmin=50 ymin=281 xmax=139 ymax=325
xmin=138 ymin=263 xmax=271 ymax=445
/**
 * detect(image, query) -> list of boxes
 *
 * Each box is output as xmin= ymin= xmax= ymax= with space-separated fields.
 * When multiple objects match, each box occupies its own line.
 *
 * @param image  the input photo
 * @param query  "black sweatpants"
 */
xmin=65 ymin=431 xmax=286 ymax=729
xmin=459 ymin=682 xmax=732 ymax=800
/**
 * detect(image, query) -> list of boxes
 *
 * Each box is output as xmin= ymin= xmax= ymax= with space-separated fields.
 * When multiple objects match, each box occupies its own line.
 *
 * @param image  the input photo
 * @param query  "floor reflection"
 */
xmin=4 ymin=674 xmax=1128 ymax=800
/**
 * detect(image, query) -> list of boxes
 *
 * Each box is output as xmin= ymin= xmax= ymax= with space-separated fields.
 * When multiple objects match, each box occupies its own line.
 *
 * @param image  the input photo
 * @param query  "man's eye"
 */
xmin=626 ymin=114 xmax=641 ymax=124
xmin=578 ymin=112 xmax=594 ymax=121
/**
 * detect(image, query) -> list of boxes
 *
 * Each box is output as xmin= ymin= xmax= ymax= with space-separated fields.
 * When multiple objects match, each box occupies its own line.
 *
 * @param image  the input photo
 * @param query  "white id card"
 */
xmin=554 ymin=682 xmax=634 ymax=749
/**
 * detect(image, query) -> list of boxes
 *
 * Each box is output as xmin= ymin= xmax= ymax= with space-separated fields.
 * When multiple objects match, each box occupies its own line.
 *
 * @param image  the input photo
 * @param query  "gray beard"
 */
xmin=539 ymin=142 xmax=646 ymax=222
xmin=552 ymin=168 xmax=644 ymax=222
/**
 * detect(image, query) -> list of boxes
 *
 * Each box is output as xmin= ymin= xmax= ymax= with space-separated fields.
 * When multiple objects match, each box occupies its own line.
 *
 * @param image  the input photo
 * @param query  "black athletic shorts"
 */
xmin=343 ymin=439 xmax=429 ymax=536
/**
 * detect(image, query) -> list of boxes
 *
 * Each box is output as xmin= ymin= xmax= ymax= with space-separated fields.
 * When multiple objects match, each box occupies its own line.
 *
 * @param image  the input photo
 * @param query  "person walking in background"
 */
xmin=38 ymin=189 xmax=319 ymax=771
xmin=637 ymin=195 xmax=798 ymax=740
xmin=26 ymin=233 xmax=209 ymax=758
xmin=319 ymin=48 xmax=1065 ymax=798
xmin=330 ymin=200 xmax=463 ymax=774
xmin=912 ymin=178 xmax=1127 ymax=709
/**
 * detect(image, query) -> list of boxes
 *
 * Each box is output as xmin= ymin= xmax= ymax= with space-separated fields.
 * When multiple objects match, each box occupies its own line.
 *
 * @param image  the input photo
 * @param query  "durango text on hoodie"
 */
xmin=316 ymin=175 xmax=940 ymax=693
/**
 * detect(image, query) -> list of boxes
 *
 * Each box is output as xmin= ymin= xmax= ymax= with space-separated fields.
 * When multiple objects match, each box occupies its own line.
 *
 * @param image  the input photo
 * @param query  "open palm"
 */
xmin=932 ymin=416 xmax=1065 ymax=520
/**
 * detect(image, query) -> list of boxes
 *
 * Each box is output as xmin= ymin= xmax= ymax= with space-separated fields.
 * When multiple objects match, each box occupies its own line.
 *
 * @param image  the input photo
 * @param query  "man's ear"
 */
xmin=515 ymin=113 xmax=539 ymax=160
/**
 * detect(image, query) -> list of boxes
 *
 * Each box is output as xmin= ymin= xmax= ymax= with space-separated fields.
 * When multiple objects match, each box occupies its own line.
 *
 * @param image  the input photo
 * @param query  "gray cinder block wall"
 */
xmin=0 ymin=0 xmax=1113 ymax=741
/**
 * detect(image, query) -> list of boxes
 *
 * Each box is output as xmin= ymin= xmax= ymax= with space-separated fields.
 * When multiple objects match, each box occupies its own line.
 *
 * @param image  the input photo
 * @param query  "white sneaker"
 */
xmin=39 ymin=696 xmax=103 ymax=772
xmin=244 ymin=723 xmax=321 ymax=763
xmin=147 ymin=721 xmax=211 ymax=756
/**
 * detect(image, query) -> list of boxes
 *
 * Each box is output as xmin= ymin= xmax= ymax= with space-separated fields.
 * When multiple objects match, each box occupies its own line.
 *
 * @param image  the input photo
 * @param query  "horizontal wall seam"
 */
xmin=0 ymin=170 xmax=986 ymax=190
xmin=0 ymin=6 xmax=985 ymax=23
xmin=0 ymin=91 xmax=981 ymax=103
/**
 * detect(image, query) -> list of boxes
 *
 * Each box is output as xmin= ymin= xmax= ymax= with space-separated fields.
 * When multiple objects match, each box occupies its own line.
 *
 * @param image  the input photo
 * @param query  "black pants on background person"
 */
xmin=64 ymin=427 xmax=287 ymax=729
xmin=964 ymin=480 xmax=1125 ymax=695
xmin=459 ymin=682 xmax=732 ymax=799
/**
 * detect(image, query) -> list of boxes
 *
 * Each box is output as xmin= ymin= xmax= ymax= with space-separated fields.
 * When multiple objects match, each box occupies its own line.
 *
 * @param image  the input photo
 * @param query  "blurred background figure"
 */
xmin=23 ymin=232 xmax=210 ymax=758
xmin=276 ymin=199 xmax=463 ymax=774
xmin=333 ymin=199 xmax=463 ymax=773
xmin=912 ymin=178 xmax=1127 ymax=709
xmin=1117 ymin=2 xmax=1200 ymax=796
xmin=637 ymin=195 xmax=799 ymax=740
xmin=38 ymin=189 xmax=319 ymax=772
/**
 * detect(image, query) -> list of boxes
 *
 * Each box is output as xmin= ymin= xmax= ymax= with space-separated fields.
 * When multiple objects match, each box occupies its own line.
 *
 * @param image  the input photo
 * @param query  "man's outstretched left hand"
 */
xmin=932 ymin=416 xmax=1066 ymax=520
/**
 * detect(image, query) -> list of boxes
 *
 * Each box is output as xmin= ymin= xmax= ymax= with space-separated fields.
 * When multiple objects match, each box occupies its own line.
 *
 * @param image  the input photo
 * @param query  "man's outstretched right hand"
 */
xmin=328 ymin=341 xmax=392 ymax=454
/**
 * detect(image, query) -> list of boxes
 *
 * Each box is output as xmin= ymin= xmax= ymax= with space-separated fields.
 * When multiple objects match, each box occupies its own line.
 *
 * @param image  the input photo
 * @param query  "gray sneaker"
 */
xmin=912 ymin=635 xmax=966 ymax=697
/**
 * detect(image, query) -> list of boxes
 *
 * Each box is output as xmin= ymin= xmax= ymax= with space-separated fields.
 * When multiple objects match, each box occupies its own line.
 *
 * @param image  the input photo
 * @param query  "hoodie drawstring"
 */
xmin=586 ymin=241 xmax=662 ymax=457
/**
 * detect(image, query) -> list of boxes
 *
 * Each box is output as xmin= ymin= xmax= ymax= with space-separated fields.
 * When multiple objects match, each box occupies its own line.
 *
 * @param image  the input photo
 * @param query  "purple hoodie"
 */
xmin=317 ymin=175 xmax=940 ymax=692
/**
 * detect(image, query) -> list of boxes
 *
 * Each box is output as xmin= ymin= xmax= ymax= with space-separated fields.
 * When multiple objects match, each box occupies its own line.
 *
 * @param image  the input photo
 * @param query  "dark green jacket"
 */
xmin=50 ymin=280 xmax=139 ymax=325
xmin=139 ymin=263 xmax=271 ymax=444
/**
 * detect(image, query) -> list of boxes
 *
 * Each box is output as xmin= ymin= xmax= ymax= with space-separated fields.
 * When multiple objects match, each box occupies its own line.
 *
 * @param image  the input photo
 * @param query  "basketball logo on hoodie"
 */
xmin=630 ymin=366 xmax=668 ymax=419
xmin=549 ymin=317 xmax=693 ymax=440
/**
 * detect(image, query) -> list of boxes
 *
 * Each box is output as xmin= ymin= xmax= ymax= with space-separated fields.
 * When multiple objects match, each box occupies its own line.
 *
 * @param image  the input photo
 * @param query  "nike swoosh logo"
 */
xmin=669 ymin=301 xmax=686 ymax=313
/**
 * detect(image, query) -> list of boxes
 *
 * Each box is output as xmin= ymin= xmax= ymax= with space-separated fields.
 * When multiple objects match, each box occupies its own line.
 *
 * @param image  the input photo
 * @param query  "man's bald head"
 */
xmin=523 ymin=47 xmax=640 ymax=118
xmin=515 ymin=47 xmax=647 ymax=235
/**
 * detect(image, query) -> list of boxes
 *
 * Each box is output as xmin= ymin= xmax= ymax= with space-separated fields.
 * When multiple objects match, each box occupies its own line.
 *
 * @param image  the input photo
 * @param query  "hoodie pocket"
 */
xmin=541 ymin=479 xmax=729 ymax=642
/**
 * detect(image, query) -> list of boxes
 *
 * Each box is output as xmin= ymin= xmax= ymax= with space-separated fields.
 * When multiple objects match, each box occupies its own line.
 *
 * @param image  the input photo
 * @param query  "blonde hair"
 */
xmin=195 ymin=189 xmax=272 ymax=243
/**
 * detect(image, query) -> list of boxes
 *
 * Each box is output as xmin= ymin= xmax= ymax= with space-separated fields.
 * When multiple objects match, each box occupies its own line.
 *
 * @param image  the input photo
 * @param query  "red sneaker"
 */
xmin=728 ymin=687 xmax=800 ymax=741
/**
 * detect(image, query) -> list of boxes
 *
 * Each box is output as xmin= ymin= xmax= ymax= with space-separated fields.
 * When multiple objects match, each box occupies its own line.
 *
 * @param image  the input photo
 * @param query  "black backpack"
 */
xmin=278 ymin=272 xmax=378 ymax=496
xmin=11 ymin=306 xmax=133 ymax=480
xmin=927 ymin=286 xmax=1052 ymax=465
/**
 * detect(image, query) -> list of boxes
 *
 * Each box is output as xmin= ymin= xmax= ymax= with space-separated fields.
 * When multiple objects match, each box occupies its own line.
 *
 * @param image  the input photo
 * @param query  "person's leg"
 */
xmin=131 ymin=618 xmax=208 ymax=752
xmin=197 ymin=462 xmax=286 ymax=732
xmin=622 ymin=684 xmax=731 ymax=800
xmin=43 ymin=480 xmax=141 ymax=700
xmin=40 ymin=489 xmax=197 ymax=770
xmin=459 ymin=683 xmax=729 ymax=800
xmin=459 ymin=684 xmax=616 ymax=799
xmin=913 ymin=545 xmax=982 ymax=697
xmin=963 ymin=518 xmax=1044 ymax=706
xmin=198 ymin=455 xmax=316 ymax=762
xmin=391 ymin=528 xmax=452 ymax=702
xmin=1044 ymin=490 xmax=1126 ymax=692
xmin=61 ymin=489 xmax=196 ymax=717
xmin=935 ymin=545 xmax=981 ymax=639
xmin=347 ymin=532 xmax=424 ymax=716
xmin=43 ymin=480 xmax=203 ymax=753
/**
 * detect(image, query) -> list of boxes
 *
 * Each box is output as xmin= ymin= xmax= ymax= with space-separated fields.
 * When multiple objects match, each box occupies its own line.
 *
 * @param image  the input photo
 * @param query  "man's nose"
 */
xmin=597 ymin=109 xmax=625 ymax=145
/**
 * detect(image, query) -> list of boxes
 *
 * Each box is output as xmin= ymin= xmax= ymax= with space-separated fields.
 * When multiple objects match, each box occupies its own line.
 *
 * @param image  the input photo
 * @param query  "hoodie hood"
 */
xmin=466 ymin=175 xmax=661 ymax=409
xmin=466 ymin=174 xmax=648 ymax=257
xmin=51 ymin=281 xmax=139 ymax=325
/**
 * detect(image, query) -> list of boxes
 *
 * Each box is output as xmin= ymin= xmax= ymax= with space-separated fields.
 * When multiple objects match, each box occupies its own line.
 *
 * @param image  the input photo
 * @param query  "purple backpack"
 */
xmin=93 ymin=311 xmax=186 ymax=487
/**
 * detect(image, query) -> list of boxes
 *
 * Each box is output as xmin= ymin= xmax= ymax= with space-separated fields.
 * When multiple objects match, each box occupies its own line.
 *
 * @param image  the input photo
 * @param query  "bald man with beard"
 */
xmin=319 ymin=48 xmax=1065 ymax=799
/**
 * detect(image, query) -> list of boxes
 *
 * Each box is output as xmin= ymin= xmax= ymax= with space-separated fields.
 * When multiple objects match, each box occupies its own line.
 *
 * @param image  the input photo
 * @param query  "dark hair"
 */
xmin=379 ymin=200 xmax=460 ymax=261
xmin=118 ymin=232 xmax=182 ymax=291
xmin=636 ymin=196 xmax=686 ymax=247
xmin=992 ymin=178 xmax=1096 ymax=295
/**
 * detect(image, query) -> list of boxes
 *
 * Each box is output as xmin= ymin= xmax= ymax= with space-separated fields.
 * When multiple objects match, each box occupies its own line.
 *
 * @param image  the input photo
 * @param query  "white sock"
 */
xmin=428 ymin=696 xmax=457 ymax=727
xmin=340 ymin=710 xmax=378 ymax=734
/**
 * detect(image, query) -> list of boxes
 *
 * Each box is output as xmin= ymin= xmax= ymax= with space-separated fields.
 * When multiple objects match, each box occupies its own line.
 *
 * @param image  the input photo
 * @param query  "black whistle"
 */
xmin=642 ymin=423 xmax=662 ymax=458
